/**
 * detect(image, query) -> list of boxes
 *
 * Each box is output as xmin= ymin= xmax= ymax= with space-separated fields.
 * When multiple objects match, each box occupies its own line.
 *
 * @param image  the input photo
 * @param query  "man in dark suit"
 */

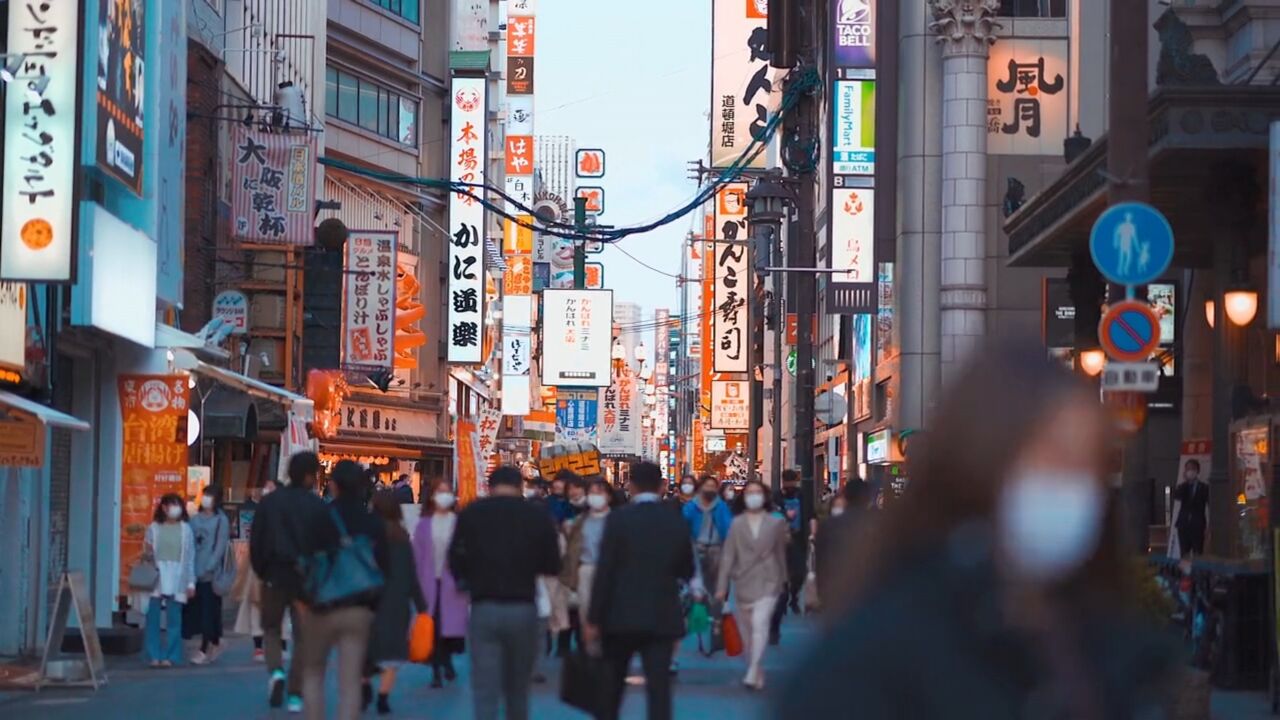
xmin=585 ymin=462 xmax=694 ymax=720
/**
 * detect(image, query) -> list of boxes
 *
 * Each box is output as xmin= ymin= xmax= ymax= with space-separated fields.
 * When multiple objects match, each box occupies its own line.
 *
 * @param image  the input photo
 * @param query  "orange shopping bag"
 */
xmin=408 ymin=613 xmax=435 ymax=663
xmin=722 ymin=612 xmax=743 ymax=657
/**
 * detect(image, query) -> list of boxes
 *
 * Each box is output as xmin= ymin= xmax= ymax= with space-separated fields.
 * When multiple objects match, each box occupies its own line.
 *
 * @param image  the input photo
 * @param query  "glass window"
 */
xmin=398 ymin=97 xmax=417 ymax=146
xmin=999 ymin=0 xmax=1067 ymax=17
xmin=325 ymin=66 xmax=338 ymax=118
xmin=337 ymin=70 xmax=358 ymax=124
xmin=369 ymin=0 xmax=419 ymax=24
xmin=358 ymin=79 xmax=379 ymax=132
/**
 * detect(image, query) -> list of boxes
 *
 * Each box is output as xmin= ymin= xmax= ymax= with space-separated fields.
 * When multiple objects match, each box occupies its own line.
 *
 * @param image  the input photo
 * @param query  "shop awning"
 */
xmin=173 ymin=350 xmax=314 ymax=422
xmin=154 ymin=323 xmax=231 ymax=361
xmin=0 ymin=391 xmax=90 ymax=431
xmin=199 ymin=386 xmax=260 ymax=440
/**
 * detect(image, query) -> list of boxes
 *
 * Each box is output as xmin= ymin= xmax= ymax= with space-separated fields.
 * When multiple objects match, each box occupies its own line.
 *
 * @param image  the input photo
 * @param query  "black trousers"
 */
xmin=603 ymin=634 xmax=675 ymax=720
xmin=182 ymin=581 xmax=223 ymax=650
xmin=1177 ymin=523 xmax=1206 ymax=556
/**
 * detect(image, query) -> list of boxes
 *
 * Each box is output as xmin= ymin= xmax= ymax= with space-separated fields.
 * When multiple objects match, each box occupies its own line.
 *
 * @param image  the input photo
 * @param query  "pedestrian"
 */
xmin=777 ymin=343 xmax=1177 ymax=718
xmin=676 ymin=474 xmax=697 ymax=509
xmin=721 ymin=482 xmax=741 ymax=514
xmin=547 ymin=470 xmax=578 ymax=525
xmin=362 ymin=492 xmax=426 ymax=715
xmin=448 ymin=466 xmax=561 ymax=720
xmin=235 ymin=479 xmax=292 ymax=662
xmin=298 ymin=459 xmax=388 ymax=720
xmin=411 ymin=477 xmax=468 ymax=688
xmin=552 ymin=475 xmax=587 ymax=657
xmin=813 ymin=480 xmax=873 ymax=610
xmin=715 ymin=480 xmax=788 ymax=691
xmin=1171 ymin=457 xmax=1209 ymax=557
xmin=391 ymin=473 xmax=415 ymax=505
xmin=561 ymin=477 xmax=614 ymax=621
xmin=768 ymin=469 xmax=806 ymax=644
xmin=140 ymin=494 xmax=196 ymax=668
xmin=249 ymin=451 xmax=328 ymax=712
xmin=585 ymin=461 xmax=695 ymax=720
xmin=186 ymin=484 xmax=231 ymax=665
xmin=683 ymin=476 xmax=733 ymax=610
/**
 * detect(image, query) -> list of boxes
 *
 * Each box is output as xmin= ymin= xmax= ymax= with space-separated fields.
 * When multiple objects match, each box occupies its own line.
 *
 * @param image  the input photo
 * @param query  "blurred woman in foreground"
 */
xmin=778 ymin=343 xmax=1174 ymax=718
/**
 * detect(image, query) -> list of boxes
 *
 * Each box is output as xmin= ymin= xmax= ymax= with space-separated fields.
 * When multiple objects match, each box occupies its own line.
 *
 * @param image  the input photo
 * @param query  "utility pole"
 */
xmin=771 ymin=234 xmax=784 ymax=496
xmin=573 ymin=196 xmax=588 ymax=289
xmin=748 ymin=250 xmax=764 ymax=482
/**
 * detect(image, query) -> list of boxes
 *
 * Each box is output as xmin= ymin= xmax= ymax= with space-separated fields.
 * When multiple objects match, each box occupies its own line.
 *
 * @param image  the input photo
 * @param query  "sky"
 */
xmin=535 ymin=0 xmax=711 ymax=320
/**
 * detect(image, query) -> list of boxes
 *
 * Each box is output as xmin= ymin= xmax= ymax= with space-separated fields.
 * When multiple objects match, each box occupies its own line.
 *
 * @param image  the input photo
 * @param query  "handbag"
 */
xmin=722 ymin=612 xmax=743 ymax=657
xmin=408 ymin=613 xmax=435 ymax=664
xmin=560 ymin=651 xmax=612 ymax=717
xmin=297 ymin=507 xmax=385 ymax=610
xmin=128 ymin=551 xmax=159 ymax=592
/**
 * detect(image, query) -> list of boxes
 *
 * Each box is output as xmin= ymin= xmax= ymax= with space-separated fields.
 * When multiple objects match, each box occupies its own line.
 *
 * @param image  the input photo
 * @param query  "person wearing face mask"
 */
xmin=676 ymin=475 xmax=698 ymax=509
xmin=1171 ymin=458 xmax=1209 ymax=557
xmin=683 ymin=476 xmax=734 ymax=616
xmin=716 ymin=480 xmax=788 ymax=690
xmin=411 ymin=478 xmax=468 ymax=688
xmin=141 ymin=494 xmax=197 ymax=668
xmin=721 ymin=483 xmax=741 ymax=514
xmin=560 ymin=478 xmax=614 ymax=621
xmin=777 ymin=342 xmax=1176 ymax=718
xmin=185 ymin=485 xmax=231 ymax=664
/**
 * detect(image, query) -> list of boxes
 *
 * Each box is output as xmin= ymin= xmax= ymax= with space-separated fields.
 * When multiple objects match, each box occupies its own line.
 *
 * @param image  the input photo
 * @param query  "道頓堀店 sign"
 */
xmin=447 ymin=77 xmax=487 ymax=364
xmin=710 ymin=0 xmax=782 ymax=169
xmin=713 ymin=184 xmax=750 ymax=374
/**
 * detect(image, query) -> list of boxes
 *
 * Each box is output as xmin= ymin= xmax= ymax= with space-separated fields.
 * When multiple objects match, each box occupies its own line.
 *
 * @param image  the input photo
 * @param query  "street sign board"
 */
xmin=1101 ymin=361 xmax=1161 ymax=393
xmin=1099 ymin=300 xmax=1161 ymax=362
xmin=1089 ymin=202 xmax=1174 ymax=286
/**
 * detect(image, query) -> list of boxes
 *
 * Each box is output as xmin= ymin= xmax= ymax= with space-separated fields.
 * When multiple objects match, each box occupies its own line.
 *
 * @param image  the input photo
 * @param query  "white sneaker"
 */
xmin=190 ymin=650 xmax=209 ymax=665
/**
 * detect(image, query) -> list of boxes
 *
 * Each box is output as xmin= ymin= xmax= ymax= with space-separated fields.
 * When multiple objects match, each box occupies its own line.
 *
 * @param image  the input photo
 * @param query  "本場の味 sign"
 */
xmin=231 ymin=126 xmax=316 ymax=244
xmin=447 ymin=77 xmax=488 ymax=363
xmin=541 ymin=289 xmax=613 ymax=387
xmin=987 ymin=38 xmax=1068 ymax=156
xmin=713 ymin=184 xmax=750 ymax=373
xmin=118 ymin=375 xmax=189 ymax=595
xmin=2 ymin=0 xmax=81 ymax=283
xmin=343 ymin=231 xmax=397 ymax=372
xmin=710 ymin=0 xmax=782 ymax=169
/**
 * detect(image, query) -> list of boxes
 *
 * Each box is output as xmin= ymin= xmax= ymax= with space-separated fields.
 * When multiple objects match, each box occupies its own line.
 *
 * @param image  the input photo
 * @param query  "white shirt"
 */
xmin=431 ymin=513 xmax=456 ymax=577
xmin=746 ymin=512 xmax=764 ymax=539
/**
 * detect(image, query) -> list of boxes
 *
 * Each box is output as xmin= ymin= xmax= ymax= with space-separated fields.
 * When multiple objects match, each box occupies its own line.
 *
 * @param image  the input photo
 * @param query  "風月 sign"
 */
xmin=987 ymin=39 xmax=1068 ymax=156
xmin=711 ymin=380 xmax=750 ymax=430
xmin=2 ymin=0 xmax=81 ymax=282
xmin=541 ymin=289 xmax=613 ymax=387
xmin=710 ymin=0 xmax=782 ymax=169
xmin=343 ymin=231 xmax=397 ymax=372
xmin=447 ymin=77 xmax=488 ymax=364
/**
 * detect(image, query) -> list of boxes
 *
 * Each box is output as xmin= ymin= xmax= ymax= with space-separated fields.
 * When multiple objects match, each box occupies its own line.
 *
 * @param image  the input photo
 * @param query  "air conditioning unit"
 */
xmin=250 ymin=294 xmax=286 ymax=329
xmin=251 ymin=251 xmax=287 ymax=283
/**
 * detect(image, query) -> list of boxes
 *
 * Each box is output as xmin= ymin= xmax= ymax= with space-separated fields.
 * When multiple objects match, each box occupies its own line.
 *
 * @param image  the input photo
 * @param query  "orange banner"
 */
xmin=456 ymin=418 xmax=479 ymax=505
xmin=118 ymin=375 xmax=190 ymax=596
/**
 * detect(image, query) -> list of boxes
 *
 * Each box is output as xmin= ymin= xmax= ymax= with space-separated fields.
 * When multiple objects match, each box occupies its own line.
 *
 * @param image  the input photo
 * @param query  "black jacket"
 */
xmin=248 ymin=486 xmax=328 ymax=598
xmin=777 ymin=536 xmax=1176 ymax=719
xmin=589 ymin=500 xmax=694 ymax=638
xmin=368 ymin=533 xmax=427 ymax=662
xmin=448 ymin=495 xmax=560 ymax=603
xmin=305 ymin=497 xmax=389 ymax=610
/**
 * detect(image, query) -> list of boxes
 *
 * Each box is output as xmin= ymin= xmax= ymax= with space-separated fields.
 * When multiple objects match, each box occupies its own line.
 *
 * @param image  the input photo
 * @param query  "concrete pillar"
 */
xmin=930 ymin=0 xmax=1000 ymax=386
xmin=895 ymin=0 xmax=944 ymax=432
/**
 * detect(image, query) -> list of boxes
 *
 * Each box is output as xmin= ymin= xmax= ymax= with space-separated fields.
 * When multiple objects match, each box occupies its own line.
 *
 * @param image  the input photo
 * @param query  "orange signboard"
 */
xmin=0 ymin=409 xmax=42 ymax=466
xmin=456 ymin=418 xmax=479 ymax=505
xmin=576 ymin=149 xmax=605 ymax=178
xmin=785 ymin=314 xmax=818 ymax=346
xmin=506 ymin=16 xmax=535 ymax=57
xmin=118 ymin=375 xmax=190 ymax=595
xmin=505 ymin=135 xmax=534 ymax=175
xmin=576 ymin=187 xmax=604 ymax=215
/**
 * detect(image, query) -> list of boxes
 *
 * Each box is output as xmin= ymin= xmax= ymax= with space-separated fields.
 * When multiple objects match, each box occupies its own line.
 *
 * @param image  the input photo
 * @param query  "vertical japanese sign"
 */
xmin=833 ymin=0 xmax=876 ymax=69
xmin=448 ymin=76 xmax=488 ymax=363
xmin=710 ymin=0 xmax=782 ymax=169
xmin=2 ymin=0 xmax=81 ymax=282
xmin=502 ymin=295 xmax=533 ymax=416
xmin=987 ymin=39 xmax=1068 ymax=156
xmin=598 ymin=367 xmax=639 ymax=455
xmin=119 ymin=375 xmax=190 ymax=595
xmin=476 ymin=408 xmax=502 ymax=472
xmin=230 ymin=126 xmax=316 ymax=244
xmin=711 ymin=380 xmax=750 ymax=430
xmin=713 ymin=185 xmax=749 ymax=373
xmin=343 ymin=231 xmax=397 ymax=372
xmin=97 ymin=0 xmax=146 ymax=194
xmin=833 ymin=80 xmax=876 ymax=175
xmin=541 ymin=289 xmax=613 ymax=387
xmin=455 ymin=418 xmax=480 ymax=504
xmin=831 ymin=188 xmax=875 ymax=282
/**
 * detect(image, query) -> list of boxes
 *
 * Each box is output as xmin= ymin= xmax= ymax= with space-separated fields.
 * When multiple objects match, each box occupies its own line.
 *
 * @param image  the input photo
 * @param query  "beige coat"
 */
xmin=717 ymin=512 xmax=789 ymax=605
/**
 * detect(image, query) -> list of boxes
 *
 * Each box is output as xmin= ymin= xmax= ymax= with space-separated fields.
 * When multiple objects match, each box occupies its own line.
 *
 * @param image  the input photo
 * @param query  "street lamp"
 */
xmin=1224 ymin=287 xmax=1258 ymax=326
xmin=1078 ymin=348 xmax=1106 ymax=377
xmin=1204 ymin=299 xmax=1216 ymax=329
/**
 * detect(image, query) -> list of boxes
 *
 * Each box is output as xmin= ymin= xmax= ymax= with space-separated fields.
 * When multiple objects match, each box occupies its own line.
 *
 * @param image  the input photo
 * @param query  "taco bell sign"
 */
xmin=833 ymin=0 xmax=875 ymax=69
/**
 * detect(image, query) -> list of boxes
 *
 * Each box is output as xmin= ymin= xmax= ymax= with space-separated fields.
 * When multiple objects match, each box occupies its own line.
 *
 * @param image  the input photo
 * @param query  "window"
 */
xmin=325 ymin=66 xmax=419 ymax=146
xmin=368 ymin=0 xmax=419 ymax=24
xmin=1000 ymin=0 xmax=1066 ymax=17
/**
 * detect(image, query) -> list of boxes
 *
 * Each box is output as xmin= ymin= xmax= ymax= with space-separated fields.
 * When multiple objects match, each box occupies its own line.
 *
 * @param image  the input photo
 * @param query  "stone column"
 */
xmin=930 ymin=0 xmax=1000 ymax=386
xmin=894 ymin=0 xmax=944 ymax=433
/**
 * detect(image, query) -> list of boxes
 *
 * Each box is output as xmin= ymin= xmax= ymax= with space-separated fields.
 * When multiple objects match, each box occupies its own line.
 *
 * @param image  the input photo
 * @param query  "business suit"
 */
xmin=589 ymin=499 xmax=694 ymax=720
xmin=717 ymin=511 xmax=788 ymax=688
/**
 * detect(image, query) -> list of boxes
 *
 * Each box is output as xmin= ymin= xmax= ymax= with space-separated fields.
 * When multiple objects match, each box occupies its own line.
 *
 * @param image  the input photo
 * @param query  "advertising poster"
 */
xmin=833 ymin=80 xmax=876 ymax=175
xmin=541 ymin=289 xmax=613 ymax=387
xmin=230 ymin=126 xmax=316 ymax=244
xmin=455 ymin=418 xmax=479 ymax=504
xmin=447 ymin=76 xmax=487 ymax=363
xmin=831 ymin=187 xmax=876 ymax=283
xmin=343 ymin=231 xmax=397 ymax=372
xmin=987 ymin=39 xmax=1069 ymax=156
xmin=833 ymin=0 xmax=876 ymax=68
xmin=598 ymin=368 xmax=640 ymax=456
xmin=711 ymin=380 xmax=750 ymax=430
xmin=97 ymin=0 xmax=146 ymax=194
xmin=556 ymin=389 xmax=599 ymax=443
xmin=118 ymin=375 xmax=190 ymax=595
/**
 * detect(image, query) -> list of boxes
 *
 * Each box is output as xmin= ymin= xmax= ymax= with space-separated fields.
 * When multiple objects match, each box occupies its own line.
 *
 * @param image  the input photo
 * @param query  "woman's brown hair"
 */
xmin=371 ymin=491 xmax=408 ymax=543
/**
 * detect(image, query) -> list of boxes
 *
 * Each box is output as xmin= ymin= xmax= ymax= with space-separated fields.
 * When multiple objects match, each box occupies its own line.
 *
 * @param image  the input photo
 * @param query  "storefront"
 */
xmin=319 ymin=396 xmax=450 ymax=500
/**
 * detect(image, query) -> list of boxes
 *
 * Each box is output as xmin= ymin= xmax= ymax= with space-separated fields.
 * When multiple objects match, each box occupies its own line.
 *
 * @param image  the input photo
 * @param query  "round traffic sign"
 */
xmin=1099 ymin=300 xmax=1162 ymax=362
xmin=1089 ymin=202 xmax=1174 ymax=287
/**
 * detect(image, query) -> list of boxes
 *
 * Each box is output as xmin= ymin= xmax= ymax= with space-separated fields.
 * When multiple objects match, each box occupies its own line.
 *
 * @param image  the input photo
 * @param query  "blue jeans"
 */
xmin=145 ymin=596 xmax=185 ymax=664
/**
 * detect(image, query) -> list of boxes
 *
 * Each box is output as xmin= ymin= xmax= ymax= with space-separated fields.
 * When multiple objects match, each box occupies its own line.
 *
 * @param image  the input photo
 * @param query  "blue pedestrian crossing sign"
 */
xmin=1089 ymin=202 xmax=1174 ymax=287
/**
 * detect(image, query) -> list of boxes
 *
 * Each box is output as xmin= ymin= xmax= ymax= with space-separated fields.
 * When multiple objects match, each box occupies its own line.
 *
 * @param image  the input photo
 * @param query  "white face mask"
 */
xmin=723 ymin=489 xmax=736 ymax=500
xmin=998 ymin=472 xmax=1105 ymax=583
xmin=166 ymin=505 xmax=183 ymax=521
xmin=587 ymin=494 xmax=608 ymax=511
xmin=831 ymin=506 xmax=845 ymax=517
xmin=744 ymin=493 xmax=765 ymax=511
xmin=434 ymin=492 xmax=456 ymax=509
xmin=523 ymin=489 xmax=538 ymax=499
xmin=680 ymin=483 xmax=695 ymax=496
xmin=200 ymin=496 xmax=214 ymax=510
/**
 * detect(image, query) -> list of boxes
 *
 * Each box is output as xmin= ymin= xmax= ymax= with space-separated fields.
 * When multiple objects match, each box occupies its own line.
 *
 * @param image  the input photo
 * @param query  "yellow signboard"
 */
xmin=538 ymin=441 xmax=602 ymax=478
xmin=0 ymin=408 xmax=43 ymax=467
